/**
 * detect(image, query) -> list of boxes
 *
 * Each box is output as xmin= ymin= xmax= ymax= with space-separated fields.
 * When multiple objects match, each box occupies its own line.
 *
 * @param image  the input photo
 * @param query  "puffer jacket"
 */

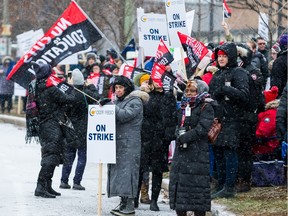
xmin=209 ymin=42 xmax=250 ymax=148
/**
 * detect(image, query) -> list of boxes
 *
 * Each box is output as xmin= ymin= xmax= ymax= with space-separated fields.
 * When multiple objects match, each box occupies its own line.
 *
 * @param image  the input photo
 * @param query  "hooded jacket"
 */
xmin=209 ymin=42 xmax=250 ymax=148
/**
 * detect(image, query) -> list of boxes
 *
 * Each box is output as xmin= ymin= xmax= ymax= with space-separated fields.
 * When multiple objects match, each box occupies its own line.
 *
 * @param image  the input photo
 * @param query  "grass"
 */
xmin=214 ymin=186 xmax=287 ymax=216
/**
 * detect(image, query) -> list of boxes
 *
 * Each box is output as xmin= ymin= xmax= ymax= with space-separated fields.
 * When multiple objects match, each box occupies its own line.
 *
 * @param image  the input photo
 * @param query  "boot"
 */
xmin=110 ymin=197 xmax=127 ymax=215
xmin=211 ymin=186 xmax=236 ymax=199
xmin=236 ymin=180 xmax=251 ymax=193
xmin=73 ymin=184 xmax=85 ymax=190
xmin=47 ymin=180 xmax=61 ymax=196
xmin=134 ymin=198 xmax=139 ymax=208
xmin=118 ymin=198 xmax=135 ymax=215
xmin=176 ymin=210 xmax=187 ymax=216
xmin=59 ymin=181 xmax=71 ymax=189
xmin=34 ymin=183 xmax=56 ymax=198
xmin=150 ymin=200 xmax=159 ymax=211
xmin=194 ymin=211 xmax=206 ymax=216
xmin=140 ymin=182 xmax=151 ymax=204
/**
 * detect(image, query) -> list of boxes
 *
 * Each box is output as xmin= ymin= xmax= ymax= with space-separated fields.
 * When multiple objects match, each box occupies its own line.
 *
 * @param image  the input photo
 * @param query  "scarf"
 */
xmin=25 ymin=80 xmax=40 ymax=144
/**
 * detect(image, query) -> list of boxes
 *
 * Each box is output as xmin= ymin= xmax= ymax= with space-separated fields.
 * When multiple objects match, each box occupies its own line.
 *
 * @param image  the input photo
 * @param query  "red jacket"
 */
xmin=253 ymin=100 xmax=280 ymax=155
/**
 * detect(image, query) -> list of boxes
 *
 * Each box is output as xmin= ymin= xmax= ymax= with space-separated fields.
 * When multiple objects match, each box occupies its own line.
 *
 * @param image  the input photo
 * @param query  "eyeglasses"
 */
xmin=258 ymin=43 xmax=266 ymax=45
xmin=185 ymin=89 xmax=197 ymax=93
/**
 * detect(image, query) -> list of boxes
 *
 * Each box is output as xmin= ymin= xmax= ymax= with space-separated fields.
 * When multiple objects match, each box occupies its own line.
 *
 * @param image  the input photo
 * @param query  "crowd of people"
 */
xmin=0 ymin=26 xmax=287 ymax=216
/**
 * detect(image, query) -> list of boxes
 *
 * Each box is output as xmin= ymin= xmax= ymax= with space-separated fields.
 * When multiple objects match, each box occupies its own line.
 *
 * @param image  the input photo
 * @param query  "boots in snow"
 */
xmin=34 ymin=183 xmax=56 ymax=198
xmin=150 ymin=200 xmax=159 ymax=211
xmin=47 ymin=180 xmax=61 ymax=196
xmin=140 ymin=182 xmax=151 ymax=204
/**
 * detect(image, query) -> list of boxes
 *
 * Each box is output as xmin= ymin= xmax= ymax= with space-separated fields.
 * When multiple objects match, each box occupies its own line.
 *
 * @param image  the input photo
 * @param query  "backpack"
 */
xmin=25 ymin=80 xmax=39 ymax=143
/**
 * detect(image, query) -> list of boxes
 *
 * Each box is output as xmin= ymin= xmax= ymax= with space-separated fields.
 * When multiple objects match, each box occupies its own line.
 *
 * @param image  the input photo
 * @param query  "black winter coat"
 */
xmin=36 ymin=79 xmax=77 ymax=167
xmin=169 ymin=100 xmax=214 ymax=212
xmin=271 ymin=50 xmax=287 ymax=96
xmin=209 ymin=42 xmax=250 ymax=148
xmin=140 ymin=90 xmax=176 ymax=172
xmin=276 ymin=83 xmax=287 ymax=142
xmin=65 ymin=84 xmax=98 ymax=148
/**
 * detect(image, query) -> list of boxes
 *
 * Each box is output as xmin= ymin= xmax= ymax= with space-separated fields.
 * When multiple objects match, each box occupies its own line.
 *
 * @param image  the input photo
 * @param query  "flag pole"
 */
xmin=72 ymin=0 xmax=130 ymax=66
xmin=74 ymin=87 xmax=99 ymax=103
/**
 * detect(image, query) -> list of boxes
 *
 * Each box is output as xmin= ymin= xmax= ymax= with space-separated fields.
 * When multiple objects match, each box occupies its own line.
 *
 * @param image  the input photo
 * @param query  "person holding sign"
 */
xmin=108 ymin=75 xmax=149 ymax=216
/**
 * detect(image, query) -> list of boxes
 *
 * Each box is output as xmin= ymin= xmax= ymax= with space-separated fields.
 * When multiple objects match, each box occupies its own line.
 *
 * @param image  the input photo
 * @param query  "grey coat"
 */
xmin=107 ymin=90 xmax=149 ymax=198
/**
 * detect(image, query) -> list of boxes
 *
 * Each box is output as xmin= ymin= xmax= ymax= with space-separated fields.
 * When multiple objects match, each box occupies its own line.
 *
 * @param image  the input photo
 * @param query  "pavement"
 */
xmin=0 ymin=113 xmax=236 ymax=216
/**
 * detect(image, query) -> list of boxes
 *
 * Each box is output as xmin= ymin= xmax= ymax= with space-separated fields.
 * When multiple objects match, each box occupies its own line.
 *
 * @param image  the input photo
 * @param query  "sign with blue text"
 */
xmin=137 ymin=10 xmax=169 ymax=56
xmin=165 ymin=0 xmax=188 ymax=47
xmin=87 ymin=105 xmax=116 ymax=164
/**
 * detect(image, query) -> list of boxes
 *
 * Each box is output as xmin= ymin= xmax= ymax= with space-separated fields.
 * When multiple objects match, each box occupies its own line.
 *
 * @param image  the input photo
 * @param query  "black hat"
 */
xmin=112 ymin=75 xmax=134 ymax=100
xmin=32 ymin=62 xmax=52 ymax=80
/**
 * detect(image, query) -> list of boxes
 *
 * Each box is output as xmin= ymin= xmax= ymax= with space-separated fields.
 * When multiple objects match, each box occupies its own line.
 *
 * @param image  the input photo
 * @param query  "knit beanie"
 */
xmin=33 ymin=62 xmax=52 ymax=80
xmin=139 ymin=74 xmax=150 ymax=85
xmin=271 ymin=43 xmax=281 ymax=53
xmin=72 ymin=68 xmax=84 ymax=86
xmin=264 ymin=86 xmax=278 ymax=104
xmin=279 ymin=33 xmax=288 ymax=50
xmin=195 ymin=79 xmax=209 ymax=94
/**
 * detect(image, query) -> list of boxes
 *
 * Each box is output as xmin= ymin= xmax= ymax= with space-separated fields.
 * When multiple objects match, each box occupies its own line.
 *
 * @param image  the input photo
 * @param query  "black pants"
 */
xmin=0 ymin=94 xmax=12 ymax=113
xmin=37 ymin=165 xmax=56 ymax=186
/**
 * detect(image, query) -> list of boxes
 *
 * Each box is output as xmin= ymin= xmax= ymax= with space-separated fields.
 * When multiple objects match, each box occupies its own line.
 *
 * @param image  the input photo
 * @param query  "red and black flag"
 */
xmin=162 ymin=71 xmax=176 ymax=92
xmin=223 ymin=0 xmax=232 ymax=18
xmin=151 ymin=63 xmax=166 ymax=87
xmin=177 ymin=31 xmax=209 ymax=72
xmin=121 ymin=64 xmax=143 ymax=80
xmin=154 ymin=39 xmax=174 ymax=67
xmin=7 ymin=0 xmax=102 ymax=89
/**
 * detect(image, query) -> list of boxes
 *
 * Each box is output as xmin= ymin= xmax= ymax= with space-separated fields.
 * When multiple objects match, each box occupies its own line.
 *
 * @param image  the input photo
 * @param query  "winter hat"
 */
xmin=278 ymin=33 xmax=288 ymax=50
xmin=217 ymin=50 xmax=227 ymax=56
xmin=33 ymin=62 xmax=52 ymax=80
xmin=194 ymin=79 xmax=209 ymax=94
xmin=109 ymin=64 xmax=118 ymax=72
xmin=264 ymin=86 xmax=278 ymax=104
xmin=112 ymin=75 xmax=135 ymax=100
xmin=72 ymin=68 xmax=84 ymax=86
xmin=139 ymin=74 xmax=150 ymax=85
xmin=86 ymin=52 xmax=97 ymax=61
xmin=133 ymin=72 xmax=146 ymax=87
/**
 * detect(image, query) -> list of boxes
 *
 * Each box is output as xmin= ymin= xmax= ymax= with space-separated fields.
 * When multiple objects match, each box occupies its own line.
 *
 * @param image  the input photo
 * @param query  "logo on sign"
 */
xmin=166 ymin=0 xmax=171 ymax=7
xmin=89 ymin=107 xmax=96 ymax=116
xmin=141 ymin=15 xmax=148 ymax=22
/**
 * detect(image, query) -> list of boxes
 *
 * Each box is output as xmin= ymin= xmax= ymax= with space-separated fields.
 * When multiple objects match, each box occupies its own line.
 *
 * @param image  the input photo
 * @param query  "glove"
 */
xmin=99 ymin=98 xmax=111 ymax=106
xmin=222 ymin=85 xmax=231 ymax=94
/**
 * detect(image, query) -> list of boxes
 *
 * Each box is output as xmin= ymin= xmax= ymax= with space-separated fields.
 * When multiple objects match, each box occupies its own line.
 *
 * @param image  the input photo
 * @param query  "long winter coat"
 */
xmin=140 ymin=90 xmax=177 ymax=172
xmin=271 ymin=50 xmax=287 ymax=96
xmin=209 ymin=42 xmax=250 ymax=148
xmin=169 ymin=99 xmax=215 ymax=212
xmin=107 ymin=90 xmax=149 ymax=198
xmin=65 ymin=84 xmax=98 ymax=148
xmin=36 ymin=79 xmax=76 ymax=167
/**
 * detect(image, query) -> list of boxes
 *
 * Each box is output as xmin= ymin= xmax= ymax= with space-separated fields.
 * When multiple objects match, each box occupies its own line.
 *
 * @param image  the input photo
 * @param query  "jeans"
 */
xmin=214 ymin=146 xmax=238 ymax=188
xmin=61 ymin=146 xmax=87 ymax=185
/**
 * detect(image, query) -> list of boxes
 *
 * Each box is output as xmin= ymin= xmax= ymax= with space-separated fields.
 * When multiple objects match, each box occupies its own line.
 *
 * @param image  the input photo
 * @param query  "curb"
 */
xmin=0 ymin=114 xmax=26 ymax=127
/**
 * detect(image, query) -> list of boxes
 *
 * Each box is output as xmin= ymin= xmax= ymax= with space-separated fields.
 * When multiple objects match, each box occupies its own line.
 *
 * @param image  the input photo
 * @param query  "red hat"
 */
xmin=218 ymin=50 xmax=227 ymax=56
xmin=264 ymin=86 xmax=278 ymax=103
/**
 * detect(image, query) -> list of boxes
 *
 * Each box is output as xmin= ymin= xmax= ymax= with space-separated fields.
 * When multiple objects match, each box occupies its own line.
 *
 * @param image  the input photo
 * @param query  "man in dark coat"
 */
xmin=209 ymin=42 xmax=250 ymax=199
xmin=33 ymin=63 xmax=77 ymax=198
xmin=271 ymin=33 xmax=288 ymax=97
xmin=60 ymin=68 xmax=99 ymax=190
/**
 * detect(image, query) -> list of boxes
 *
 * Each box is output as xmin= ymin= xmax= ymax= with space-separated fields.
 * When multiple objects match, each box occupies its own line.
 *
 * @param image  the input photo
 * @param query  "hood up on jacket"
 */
xmin=215 ymin=42 xmax=238 ymax=68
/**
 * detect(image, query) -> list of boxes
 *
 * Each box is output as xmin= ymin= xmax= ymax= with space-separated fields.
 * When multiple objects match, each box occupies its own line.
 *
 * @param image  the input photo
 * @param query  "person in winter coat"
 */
xmin=235 ymin=44 xmax=265 ymax=192
xmin=82 ymin=52 xmax=99 ymax=80
xmin=108 ymin=75 xmax=149 ymax=216
xmin=209 ymin=42 xmax=250 ymax=199
xmin=271 ymin=33 xmax=288 ymax=97
xmin=138 ymin=77 xmax=176 ymax=211
xmin=276 ymin=82 xmax=287 ymax=181
xmin=169 ymin=80 xmax=215 ymax=216
xmin=32 ymin=63 xmax=78 ymax=198
xmin=253 ymin=86 xmax=280 ymax=160
xmin=0 ymin=56 xmax=15 ymax=113
xmin=59 ymin=69 xmax=99 ymax=190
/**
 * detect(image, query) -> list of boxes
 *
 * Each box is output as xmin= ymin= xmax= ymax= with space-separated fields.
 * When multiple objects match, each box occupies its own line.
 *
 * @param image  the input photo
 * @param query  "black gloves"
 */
xmin=99 ymin=98 xmax=111 ymax=106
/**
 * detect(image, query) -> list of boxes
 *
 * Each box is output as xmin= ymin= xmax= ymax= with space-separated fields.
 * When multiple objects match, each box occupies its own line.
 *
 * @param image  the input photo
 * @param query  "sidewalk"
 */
xmin=0 ymin=114 xmax=235 ymax=216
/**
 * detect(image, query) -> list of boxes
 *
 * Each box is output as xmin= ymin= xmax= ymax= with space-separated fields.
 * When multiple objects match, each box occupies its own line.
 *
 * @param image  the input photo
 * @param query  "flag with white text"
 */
xmin=177 ymin=31 xmax=208 ymax=72
xmin=7 ymin=0 xmax=102 ymax=89
xmin=154 ymin=39 xmax=174 ymax=67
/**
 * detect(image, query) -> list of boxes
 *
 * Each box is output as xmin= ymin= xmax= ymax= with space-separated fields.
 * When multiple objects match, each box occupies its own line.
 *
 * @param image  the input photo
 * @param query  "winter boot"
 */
xmin=73 ymin=184 xmax=85 ymax=190
xmin=47 ymin=180 xmax=61 ymax=196
xmin=236 ymin=180 xmax=251 ymax=193
xmin=59 ymin=181 xmax=71 ymax=189
xmin=211 ymin=186 xmax=236 ymax=199
xmin=176 ymin=210 xmax=187 ymax=216
xmin=150 ymin=200 xmax=159 ymax=211
xmin=110 ymin=197 xmax=127 ymax=215
xmin=140 ymin=182 xmax=151 ymax=204
xmin=134 ymin=198 xmax=139 ymax=208
xmin=34 ymin=183 xmax=56 ymax=198
xmin=118 ymin=198 xmax=135 ymax=215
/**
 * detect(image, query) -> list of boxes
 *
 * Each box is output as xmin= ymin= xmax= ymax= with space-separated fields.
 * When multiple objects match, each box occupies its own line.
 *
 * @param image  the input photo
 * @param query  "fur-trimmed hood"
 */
xmin=265 ymin=99 xmax=280 ymax=110
xmin=125 ymin=90 xmax=150 ymax=104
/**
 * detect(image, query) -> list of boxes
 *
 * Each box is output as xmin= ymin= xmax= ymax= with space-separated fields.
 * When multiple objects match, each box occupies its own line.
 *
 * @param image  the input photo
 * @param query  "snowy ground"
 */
xmin=0 ymin=122 xmax=175 ymax=216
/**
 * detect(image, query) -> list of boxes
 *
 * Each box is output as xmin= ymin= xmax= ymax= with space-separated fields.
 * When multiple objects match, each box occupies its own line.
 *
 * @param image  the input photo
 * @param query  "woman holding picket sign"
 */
xmin=169 ymin=79 xmax=215 ymax=216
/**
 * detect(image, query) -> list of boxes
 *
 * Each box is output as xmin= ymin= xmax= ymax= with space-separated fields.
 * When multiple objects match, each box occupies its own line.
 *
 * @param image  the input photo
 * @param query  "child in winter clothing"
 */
xmin=253 ymin=86 xmax=281 ymax=160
